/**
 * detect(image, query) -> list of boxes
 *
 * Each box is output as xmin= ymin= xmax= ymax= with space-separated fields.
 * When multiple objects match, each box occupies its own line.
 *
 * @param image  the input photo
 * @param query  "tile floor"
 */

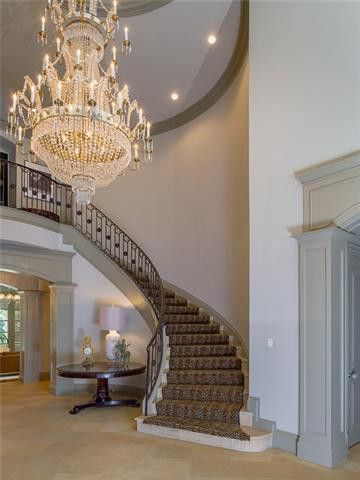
xmin=0 ymin=381 xmax=359 ymax=480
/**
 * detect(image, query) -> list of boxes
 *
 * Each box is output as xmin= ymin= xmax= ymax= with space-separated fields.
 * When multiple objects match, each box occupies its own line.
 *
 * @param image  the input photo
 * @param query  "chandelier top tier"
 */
xmin=7 ymin=0 xmax=153 ymax=204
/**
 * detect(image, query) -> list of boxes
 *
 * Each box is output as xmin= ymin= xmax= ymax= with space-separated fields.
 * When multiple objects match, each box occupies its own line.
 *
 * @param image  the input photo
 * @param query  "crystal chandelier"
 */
xmin=7 ymin=0 xmax=153 ymax=204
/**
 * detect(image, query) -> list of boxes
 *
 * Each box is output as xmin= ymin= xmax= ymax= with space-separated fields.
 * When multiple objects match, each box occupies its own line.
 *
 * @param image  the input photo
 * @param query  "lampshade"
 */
xmin=99 ymin=306 xmax=126 ymax=331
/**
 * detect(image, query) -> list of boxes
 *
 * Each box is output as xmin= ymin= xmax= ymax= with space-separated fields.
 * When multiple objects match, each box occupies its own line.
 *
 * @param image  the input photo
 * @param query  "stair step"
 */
xmin=166 ymin=369 xmax=244 ymax=386
xmin=169 ymin=334 xmax=229 ymax=346
xmin=142 ymin=415 xmax=250 ymax=441
xmin=170 ymin=344 xmax=236 ymax=357
xmin=162 ymin=384 xmax=244 ymax=404
xmin=169 ymin=356 xmax=241 ymax=370
xmin=166 ymin=324 xmax=220 ymax=335
xmin=164 ymin=305 xmax=199 ymax=315
xmin=163 ymin=314 xmax=210 ymax=324
xmin=156 ymin=399 xmax=241 ymax=424
xmin=165 ymin=296 xmax=188 ymax=307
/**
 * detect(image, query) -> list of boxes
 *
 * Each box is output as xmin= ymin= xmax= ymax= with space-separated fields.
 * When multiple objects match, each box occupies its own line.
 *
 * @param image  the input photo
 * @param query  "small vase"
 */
xmin=105 ymin=330 xmax=120 ymax=361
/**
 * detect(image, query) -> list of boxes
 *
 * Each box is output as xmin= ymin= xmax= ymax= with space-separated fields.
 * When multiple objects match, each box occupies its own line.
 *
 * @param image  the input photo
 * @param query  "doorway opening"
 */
xmin=0 ymin=271 xmax=51 ymax=385
xmin=0 ymin=285 xmax=20 ymax=381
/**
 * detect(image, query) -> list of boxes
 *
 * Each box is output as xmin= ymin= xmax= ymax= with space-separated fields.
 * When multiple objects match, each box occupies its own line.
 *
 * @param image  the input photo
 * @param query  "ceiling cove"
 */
xmin=0 ymin=0 xmax=248 ymax=136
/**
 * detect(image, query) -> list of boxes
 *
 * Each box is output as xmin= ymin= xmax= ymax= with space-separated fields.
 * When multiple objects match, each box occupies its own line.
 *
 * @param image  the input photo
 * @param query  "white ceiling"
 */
xmin=0 ymin=0 xmax=241 ymax=126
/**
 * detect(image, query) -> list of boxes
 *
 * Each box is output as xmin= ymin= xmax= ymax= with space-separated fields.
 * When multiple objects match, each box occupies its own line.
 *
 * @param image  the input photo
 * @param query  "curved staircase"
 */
xmin=137 ymin=287 xmax=272 ymax=452
xmin=0 ymin=158 xmax=272 ymax=452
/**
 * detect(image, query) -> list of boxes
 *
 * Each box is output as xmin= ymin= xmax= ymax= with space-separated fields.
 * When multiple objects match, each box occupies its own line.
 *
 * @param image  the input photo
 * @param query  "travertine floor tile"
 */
xmin=1 ymin=381 xmax=359 ymax=480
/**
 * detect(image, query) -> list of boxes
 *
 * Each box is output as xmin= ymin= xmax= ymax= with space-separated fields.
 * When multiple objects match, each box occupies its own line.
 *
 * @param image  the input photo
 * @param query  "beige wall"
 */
xmin=94 ymin=61 xmax=249 ymax=345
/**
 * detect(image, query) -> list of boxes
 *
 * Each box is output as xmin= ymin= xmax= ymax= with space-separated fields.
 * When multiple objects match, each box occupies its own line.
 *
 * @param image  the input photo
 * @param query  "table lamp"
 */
xmin=99 ymin=305 xmax=126 ymax=361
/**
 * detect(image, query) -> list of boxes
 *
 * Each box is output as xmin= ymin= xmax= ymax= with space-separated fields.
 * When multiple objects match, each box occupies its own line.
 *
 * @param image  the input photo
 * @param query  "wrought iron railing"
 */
xmin=0 ymin=158 xmax=164 ymax=413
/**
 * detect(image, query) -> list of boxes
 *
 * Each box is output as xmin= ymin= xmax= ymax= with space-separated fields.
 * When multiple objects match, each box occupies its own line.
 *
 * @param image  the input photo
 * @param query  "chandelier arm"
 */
xmin=8 ymin=0 xmax=151 ymax=204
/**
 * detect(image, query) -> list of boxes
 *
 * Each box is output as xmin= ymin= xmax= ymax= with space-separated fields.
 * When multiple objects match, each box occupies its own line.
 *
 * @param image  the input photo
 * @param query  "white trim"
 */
xmin=294 ymin=150 xmax=360 ymax=184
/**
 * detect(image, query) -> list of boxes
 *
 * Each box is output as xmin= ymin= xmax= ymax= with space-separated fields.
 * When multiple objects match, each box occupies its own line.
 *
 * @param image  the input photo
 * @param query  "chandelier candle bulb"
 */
xmin=37 ymin=74 xmax=42 ymax=89
xmin=43 ymin=54 xmax=49 ymax=70
xmin=124 ymin=26 xmax=129 ymax=41
xmin=57 ymin=81 xmax=62 ymax=100
xmin=12 ymin=93 xmax=17 ymax=111
xmin=18 ymin=126 xmax=22 ymax=143
xmin=110 ymin=61 xmax=116 ymax=78
xmin=89 ymin=80 xmax=95 ymax=100
xmin=30 ymin=85 xmax=35 ymax=104
xmin=113 ymin=0 xmax=117 ymax=15
xmin=76 ymin=49 xmax=81 ymax=65
xmin=112 ymin=46 xmax=116 ymax=61
xmin=146 ymin=121 xmax=151 ymax=138
xmin=41 ymin=16 xmax=45 ymax=32
xmin=56 ymin=37 xmax=61 ymax=53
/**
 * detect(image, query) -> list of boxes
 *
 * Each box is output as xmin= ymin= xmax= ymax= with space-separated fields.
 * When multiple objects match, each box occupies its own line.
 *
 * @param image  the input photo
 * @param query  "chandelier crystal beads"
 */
xmin=7 ymin=0 xmax=153 ymax=204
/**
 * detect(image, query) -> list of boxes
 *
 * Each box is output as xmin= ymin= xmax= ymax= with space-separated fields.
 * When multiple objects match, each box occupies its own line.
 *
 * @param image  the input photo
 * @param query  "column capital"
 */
xmin=293 ymin=226 xmax=353 ymax=244
xmin=49 ymin=282 xmax=77 ymax=291
xmin=18 ymin=290 xmax=44 ymax=297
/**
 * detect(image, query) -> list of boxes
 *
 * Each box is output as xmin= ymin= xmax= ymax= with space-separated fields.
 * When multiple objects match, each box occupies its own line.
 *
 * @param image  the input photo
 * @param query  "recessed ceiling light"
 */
xmin=171 ymin=92 xmax=179 ymax=101
xmin=207 ymin=34 xmax=217 ymax=45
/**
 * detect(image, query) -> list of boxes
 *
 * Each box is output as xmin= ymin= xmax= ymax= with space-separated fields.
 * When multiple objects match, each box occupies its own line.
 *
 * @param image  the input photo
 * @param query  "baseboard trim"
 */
xmin=247 ymin=396 xmax=298 ymax=454
xmin=297 ymin=437 xmax=347 ymax=468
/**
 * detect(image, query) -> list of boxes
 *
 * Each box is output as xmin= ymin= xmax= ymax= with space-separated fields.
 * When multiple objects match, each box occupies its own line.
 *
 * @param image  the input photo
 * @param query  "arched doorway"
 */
xmin=0 ymin=240 xmax=75 ymax=395
xmin=0 ymin=272 xmax=52 ymax=384
xmin=0 ymin=285 xmax=20 ymax=380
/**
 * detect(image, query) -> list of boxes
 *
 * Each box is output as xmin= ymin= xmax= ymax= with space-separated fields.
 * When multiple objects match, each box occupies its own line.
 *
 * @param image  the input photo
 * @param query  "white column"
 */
xmin=295 ymin=227 xmax=349 ymax=467
xmin=7 ymin=300 xmax=15 ymax=352
xmin=49 ymin=283 xmax=75 ymax=395
xmin=19 ymin=290 xmax=42 ymax=383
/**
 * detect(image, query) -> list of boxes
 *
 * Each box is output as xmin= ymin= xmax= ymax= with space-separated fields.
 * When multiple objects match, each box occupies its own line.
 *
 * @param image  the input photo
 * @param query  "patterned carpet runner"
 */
xmin=143 ymin=288 xmax=249 ymax=441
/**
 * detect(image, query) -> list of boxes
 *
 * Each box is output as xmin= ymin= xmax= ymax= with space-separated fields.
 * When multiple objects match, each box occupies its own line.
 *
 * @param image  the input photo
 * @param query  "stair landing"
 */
xmin=136 ymin=416 xmax=272 ymax=452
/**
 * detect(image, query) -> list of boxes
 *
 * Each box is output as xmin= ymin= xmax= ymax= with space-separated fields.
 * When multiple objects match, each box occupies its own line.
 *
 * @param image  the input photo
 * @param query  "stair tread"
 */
xmin=170 ymin=344 xmax=236 ymax=357
xmin=157 ymin=398 xmax=242 ymax=410
xmin=169 ymin=334 xmax=229 ymax=345
xmin=156 ymin=399 xmax=241 ymax=424
xmin=143 ymin=415 xmax=250 ymax=441
xmin=162 ymin=383 xmax=244 ymax=403
xmin=169 ymin=356 xmax=241 ymax=370
xmin=163 ymin=384 xmax=244 ymax=393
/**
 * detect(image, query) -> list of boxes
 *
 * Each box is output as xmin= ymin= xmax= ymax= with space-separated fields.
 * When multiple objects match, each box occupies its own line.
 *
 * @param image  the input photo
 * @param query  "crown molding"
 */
xmin=294 ymin=150 xmax=360 ymax=184
xmin=116 ymin=0 xmax=174 ymax=17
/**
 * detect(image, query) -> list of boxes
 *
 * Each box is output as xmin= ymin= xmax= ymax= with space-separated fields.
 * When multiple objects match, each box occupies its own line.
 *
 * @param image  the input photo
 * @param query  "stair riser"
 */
xmin=169 ymin=334 xmax=229 ymax=346
xmin=170 ymin=345 xmax=237 ymax=357
xmin=164 ymin=316 xmax=210 ymax=325
xmin=165 ymin=298 xmax=188 ymax=307
xmin=161 ymin=386 xmax=244 ymax=404
xmin=164 ymin=306 xmax=199 ymax=315
xmin=156 ymin=402 xmax=240 ymax=424
xmin=166 ymin=371 xmax=244 ymax=386
xmin=169 ymin=357 xmax=241 ymax=370
xmin=166 ymin=325 xmax=220 ymax=335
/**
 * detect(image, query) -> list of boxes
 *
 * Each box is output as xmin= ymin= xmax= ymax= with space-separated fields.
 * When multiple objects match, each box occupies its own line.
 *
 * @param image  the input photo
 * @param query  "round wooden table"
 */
xmin=57 ymin=362 xmax=146 ymax=415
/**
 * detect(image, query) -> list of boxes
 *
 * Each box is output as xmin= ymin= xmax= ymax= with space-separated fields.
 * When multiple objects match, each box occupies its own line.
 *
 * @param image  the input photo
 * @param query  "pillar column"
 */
xmin=49 ymin=283 xmax=75 ymax=395
xmin=19 ymin=290 xmax=43 ymax=383
xmin=295 ymin=227 xmax=349 ymax=467
xmin=7 ymin=300 xmax=15 ymax=352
